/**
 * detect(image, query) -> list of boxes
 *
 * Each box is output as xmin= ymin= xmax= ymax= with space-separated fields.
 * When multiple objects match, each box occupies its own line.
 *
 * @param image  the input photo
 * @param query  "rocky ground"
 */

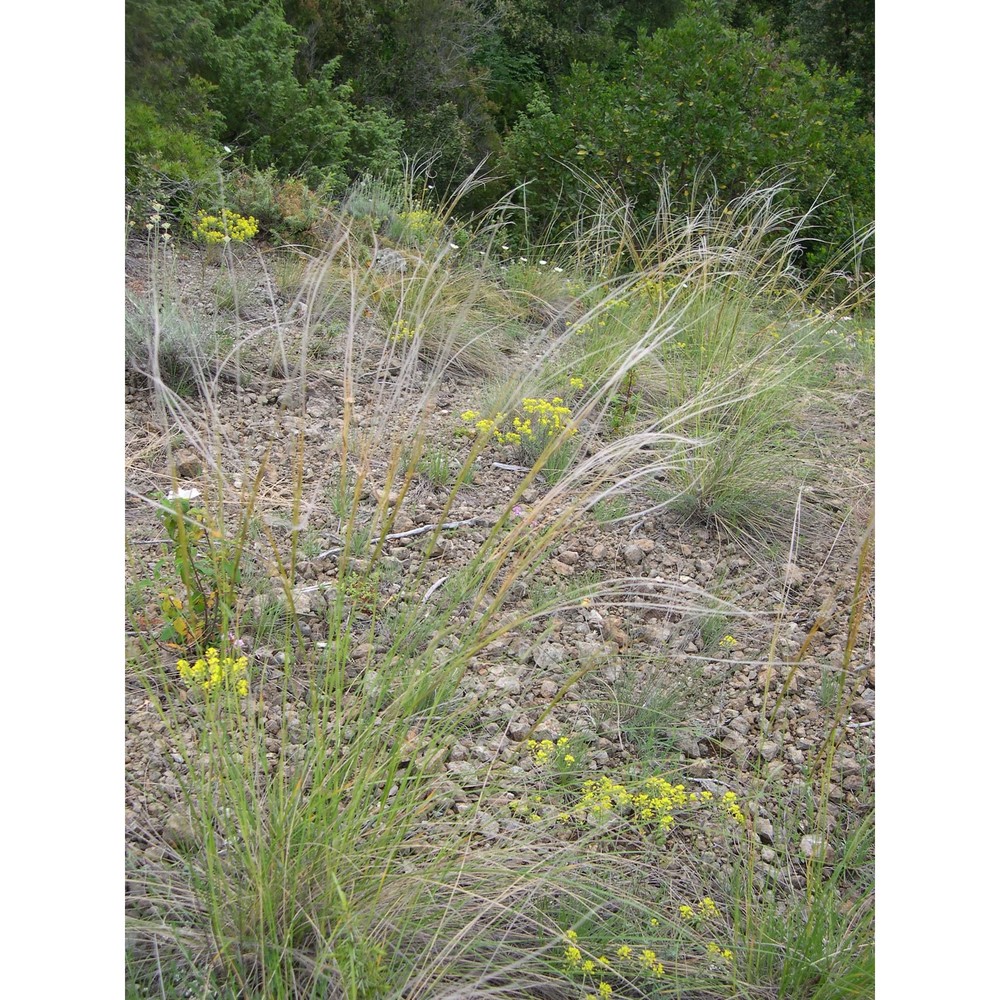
xmin=126 ymin=241 xmax=874 ymax=908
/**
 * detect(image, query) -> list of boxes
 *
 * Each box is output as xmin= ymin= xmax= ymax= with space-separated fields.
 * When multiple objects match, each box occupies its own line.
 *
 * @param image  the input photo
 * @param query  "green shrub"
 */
xmin=503 ymin=0 xmax=873 ymax=269
xmin=228 ymin=168 xmax=328 ymax=242
xmin=128 ymin=0 xmax=404 ymax=200
xmin=125 ymin=99 xmax=223 ymax=214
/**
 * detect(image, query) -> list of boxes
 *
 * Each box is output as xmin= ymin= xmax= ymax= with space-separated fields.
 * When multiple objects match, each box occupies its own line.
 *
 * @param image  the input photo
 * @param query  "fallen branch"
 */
xmin=491 ymin=461 xmax=531 ymax=472
xmin=313 ymin=516 xmax=495 ymax=560
xmin=421 ymin=577 xmax=449 ymax=603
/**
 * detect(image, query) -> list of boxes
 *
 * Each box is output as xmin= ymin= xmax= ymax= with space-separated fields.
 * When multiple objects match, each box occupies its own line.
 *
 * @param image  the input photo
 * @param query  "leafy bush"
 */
xmin=228 ymin=168 xmax=329 ymax=242
xmin=125 ymin=99 xmax=223 ymax=214
xmin=127 ymin=0 xmax=404 ymax=201
xmin=503 ymin=0 xmax=874 ymax=269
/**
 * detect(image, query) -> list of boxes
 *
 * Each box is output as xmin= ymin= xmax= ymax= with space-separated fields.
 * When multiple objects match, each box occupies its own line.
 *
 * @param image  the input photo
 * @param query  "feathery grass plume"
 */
xmin=511 ymin=172 xmax=874 ymax=544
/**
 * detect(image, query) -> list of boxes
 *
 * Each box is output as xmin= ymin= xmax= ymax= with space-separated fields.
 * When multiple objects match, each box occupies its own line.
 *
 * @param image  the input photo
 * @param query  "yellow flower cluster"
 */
xmin=562 ymin=928 xmax=669 ymax=998
xmin=520 ymin=396 xmax=574 ymax=435
xmin=526 ymin=736 xmax=570 ymax=764
xmin=679 ymin=900 xmax=737 ymax=968
xmin=177 ymin=647 xmax=249 ymax=695
xmin=638 ymin=949 xmax=665 ymax=976
xmin=719 ymin=634 xmax=738 ymax=648
xmin=722 ymin=790 xmax=746 ymax=824
xmin=397 ymin=208 xmax=443 ymax=244
xmin=575 ymin=317 xmax=608 ymax=337
xmin=562 ymin=929 xmax=617 ymax=998
xmin=706 ymin=942 xmax=734 ymax=963
xmin=681 ymin=898 xmax=721 ymax=922
xmin=191 ymin=208 xmax=259 ymax=245
xmin=389 ymin=319 xmax=422 ymax=343
xmin=577 ymin=774 xmax=694 ymax=834
xmin=460 ymin=397 xmax=576 ymax=449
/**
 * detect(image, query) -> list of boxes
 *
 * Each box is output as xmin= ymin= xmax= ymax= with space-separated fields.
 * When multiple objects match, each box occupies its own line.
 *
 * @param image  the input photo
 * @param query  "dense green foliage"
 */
xmin=125 ymin=0 xmax=873 ymax=270
xmin=126 ymin=0 xmax=404 ymax=199
xmin=504 ymin=3 xmax=873 ymax=267
xmin=728 ymin=1 xmax=874 ymax=119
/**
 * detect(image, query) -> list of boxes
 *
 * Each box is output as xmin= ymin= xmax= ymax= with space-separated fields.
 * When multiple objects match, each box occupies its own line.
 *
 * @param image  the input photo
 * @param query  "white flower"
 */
xmin=519 ymin=257 xmax=528 ymax=263
xmin=554 ymin=266 xmax=564 ymax=273
xmin=449 ymin=242 xmax=459 ymax=250
xmin=166 ymin=488 xmax=201 ymax=501
xmin=223 ymin=145 xmax=232 ymax=154
xmin=539 ymin=259 xmax=547 ymax=265
xmin=501 ymin=244 xmax=510 ymax=251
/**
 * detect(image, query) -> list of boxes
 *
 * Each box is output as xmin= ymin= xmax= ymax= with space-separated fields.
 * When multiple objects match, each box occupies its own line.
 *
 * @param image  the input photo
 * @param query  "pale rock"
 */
xmin=173 ymin=451 xmax=202 ymax=479
xmin=495 ymin=675 xmax=521 ymax=696
xmin=507 ymin=718 xmax=532 ymax=741
xmin=162 ymin=809 xmax=198 ymax=850
xmin=540 ymin=679 xmax=560 ymax=699
xmin=674 ymin=732 xmax=701 ymax=758
xmin=623 ymin=543 xmax=645 ymax=565
xmin=532 ymin=642 xmax=567 ymax=669
xmin=291 ymin=586 xmax=316 ymax=615
xmin=800 ymin=833 xmax=834 ymax=863
xmin=754 ymin=817 xmax=775 ymax=844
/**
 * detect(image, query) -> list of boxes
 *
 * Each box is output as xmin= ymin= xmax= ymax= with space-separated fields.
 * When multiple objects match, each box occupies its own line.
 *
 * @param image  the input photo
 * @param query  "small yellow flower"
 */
xmin=616 ymin=945 xmax=632 ymax=959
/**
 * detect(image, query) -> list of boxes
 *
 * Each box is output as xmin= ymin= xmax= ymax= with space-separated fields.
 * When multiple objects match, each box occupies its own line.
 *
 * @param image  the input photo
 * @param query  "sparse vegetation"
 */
xmin=126 ymin=169 xmax=874 ymax=999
